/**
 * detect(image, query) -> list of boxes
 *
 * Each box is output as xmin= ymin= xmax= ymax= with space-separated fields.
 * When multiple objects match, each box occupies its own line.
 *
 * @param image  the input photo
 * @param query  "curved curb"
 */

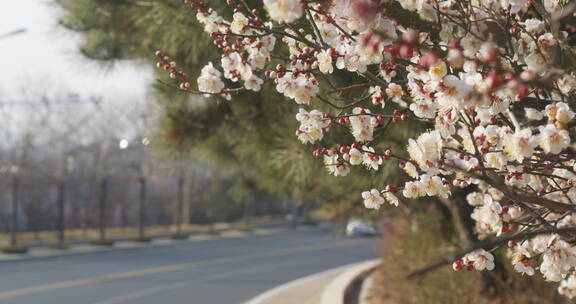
xmin=320 ymin=259 xmax=380 ymax=304
xmin=244 ymin=264 xmax=351 ymax=304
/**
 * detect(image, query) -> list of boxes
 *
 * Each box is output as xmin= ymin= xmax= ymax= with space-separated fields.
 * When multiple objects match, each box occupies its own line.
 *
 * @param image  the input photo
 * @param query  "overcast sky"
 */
xmin=0 ymin=0 xmax=152 ymax=103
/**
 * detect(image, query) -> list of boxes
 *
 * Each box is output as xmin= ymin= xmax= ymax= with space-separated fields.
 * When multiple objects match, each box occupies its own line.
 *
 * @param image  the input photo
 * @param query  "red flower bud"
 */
xmin=328 ymin=48 xmax=337 ymax=57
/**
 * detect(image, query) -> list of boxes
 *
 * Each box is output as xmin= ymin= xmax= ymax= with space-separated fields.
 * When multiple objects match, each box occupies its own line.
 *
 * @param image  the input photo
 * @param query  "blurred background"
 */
xmin=1 ymin=1 xmax=566 ymax=304
xmin=0 ymin=2 xmax=383 ymax=303
xmin=0 ymin=1 xmax=316 ymax=247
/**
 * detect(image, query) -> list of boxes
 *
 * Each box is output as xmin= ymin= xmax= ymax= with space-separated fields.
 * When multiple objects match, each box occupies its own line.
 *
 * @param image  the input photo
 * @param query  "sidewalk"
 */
xmin=245 ymin=265 xmax=350 ymax=304
xmin=1 ymin=218 xmax=286 ymax=249
xmin=0 ymin=227 xmax=281 ymax=263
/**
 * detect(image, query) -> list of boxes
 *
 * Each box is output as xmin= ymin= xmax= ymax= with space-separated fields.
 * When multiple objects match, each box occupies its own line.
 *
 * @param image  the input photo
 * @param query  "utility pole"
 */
xmin=137 ymin=175 xmax=147 ymax=240
xmin=56 ymin=154 xmax=75 ymax=249
xmin=9 ymin=173 xmax=19 ymax=247
xmin=56 ymin=180 xmax=65 ymax=247
xmin=98 ymin=176 xmax=108 ymax=242
xmin=175 ymin=172 xmax=185 ymax=235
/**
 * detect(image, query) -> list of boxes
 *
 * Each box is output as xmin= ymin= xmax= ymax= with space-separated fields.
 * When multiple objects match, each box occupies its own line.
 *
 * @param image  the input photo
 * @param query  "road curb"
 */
xmin=244 ymin=264 xmax=351 ymax=304
xmin=244 ymin=259 xmax=380 ymax=304
xmin=320 ymin=259 xmax=380 ymax=304
xmin=0 ymin=228 xmax=283 ymax=264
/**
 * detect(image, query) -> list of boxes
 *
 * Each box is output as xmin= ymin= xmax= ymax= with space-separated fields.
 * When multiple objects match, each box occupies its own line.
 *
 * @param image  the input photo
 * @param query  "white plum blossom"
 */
xmin=222 ymin=52 xmax=248 ymax=82
xmin=348 ymin=148 xmax=363 ymax=165
xmin=525 ymin=108 xmax=544 ymax=120
xmin=324 ymin=154 xmax=350 ymax=177
xmin=407 ymin=131 xmax=443 ymax=171
xmin=471 ymin=195 xmax=504 ymax=235
xmin=514 ymin=260 xmax=535 ymax=276
xmin=461 ymin=35 xmax=483 ymax=58
xmin=336 ymin=45 xmax=368 ymax=73
xmin=546 ymin=102 xmax=575 ymax=128
xmin=466 ymin=192 xmax=486 ymax=207
xmin=370 ymin=86 xmax=385 ymax=108
xmin=419 ymin=174 xmax=449 ymax=197
xmin=317 ymin=50 xmax=333 ymax=74
xmin=362 ymin=146 xmax=382 ymax=170
xmin=401 ymin=161 xmax=419 ymax=179
xmin=384 ymin=192 xmax=400 ymax=207
xmin=464 ymin=249 xmax=495 ymax=271
xmin=295 ymin=109 xmax=330 ymax=144
xmin=502 ymin=0 xmax=528 ymax=14
xmin=362 ymin=189 xmax=384 ymax=209
xmin=539 ymin=124 xmax=570 ymax=154
xmin=329 ymin=0 xmax=383 ymax=33
xmin=349 ymin=107 xmax=376 ymax=142
xmin=525 ymin=53 xmax=547 ymax=73
xmin=504 ymin=129 xmax=538 ymax=162
xmin=485 ymin=152 xmax=507 ymax=169
xmin=558 ymin=74 xmax=576 ymax=95
xmin=410 ymin=101 xmax=437 ymax=119
xmin=263 ymin=0 xmax=303 ymax=23
xmin=276 ymin=73 xmax=319 ymax=104
xmin=559 ymin=274 xmax=576 ymax=299
xmin=524 ymin=18 xmax=546 ymax=34
xmin=402 ymin=181 xmax=425 ymax=199
xmin=196 ymin=10 xmax=223 ymax=33
xmin=511 ymin=245 xmax=535 ymax=276
xmin=538 ymin=239 xmax=576 ymax=282
xmin=197 ymin=62 xmax=225 ymax=95
xmin=429 ymin=61 xmax=447 ymax=82
xmin=385 ymin=83 xmax=404 ymax=104
xmin=230 ymin=12 xmax=249 ymax=34
xmin=244 ymin=73 xmax=264 ymax=92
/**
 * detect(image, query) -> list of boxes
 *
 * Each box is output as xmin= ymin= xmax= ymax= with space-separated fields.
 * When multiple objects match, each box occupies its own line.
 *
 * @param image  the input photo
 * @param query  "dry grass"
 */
xmin=365 ymin=207 xmax=567 ymax=304
xmin=0 ymin=216 xmax=277 ymax=246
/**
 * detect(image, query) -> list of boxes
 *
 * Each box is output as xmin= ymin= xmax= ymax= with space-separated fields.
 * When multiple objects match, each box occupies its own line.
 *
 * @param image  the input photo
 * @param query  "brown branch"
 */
xmin=406 ymin=226 xmax=576 ymax=279
xmin=484 ymin=173 xmax=574 ymax=213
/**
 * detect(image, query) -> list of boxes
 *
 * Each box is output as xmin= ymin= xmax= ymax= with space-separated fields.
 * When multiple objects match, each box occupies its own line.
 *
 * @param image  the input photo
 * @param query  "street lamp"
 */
xmin=119 ymin=137 xmax=151 ymax=242
xmin=118 ymin=139 xmax=129 ymax=150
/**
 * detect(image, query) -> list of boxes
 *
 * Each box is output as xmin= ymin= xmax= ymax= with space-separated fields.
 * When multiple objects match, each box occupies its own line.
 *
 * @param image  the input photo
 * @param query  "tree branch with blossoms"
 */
xmin=157 ymin=0 xmax=576 ymax=298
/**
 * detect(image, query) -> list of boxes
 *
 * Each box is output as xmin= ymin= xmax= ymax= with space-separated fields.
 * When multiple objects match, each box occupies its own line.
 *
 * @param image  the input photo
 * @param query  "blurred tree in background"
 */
xmin=54 ymin=0 xmax=417 ymax=219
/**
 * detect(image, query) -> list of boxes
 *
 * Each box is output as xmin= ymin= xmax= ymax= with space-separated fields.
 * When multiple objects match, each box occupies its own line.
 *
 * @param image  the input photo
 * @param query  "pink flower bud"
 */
xmin=402 ymin=29 xmax=419 ymax=45
xmin=447 ymin=39 xmax=461 ymax=50
xmin=399 ymin=44 xmax=414 ymax=59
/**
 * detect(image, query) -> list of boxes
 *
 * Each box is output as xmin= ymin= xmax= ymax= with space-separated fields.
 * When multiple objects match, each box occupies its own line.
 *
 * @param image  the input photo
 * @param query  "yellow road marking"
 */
xmin=0 ymin=239 xmax=368 ymax=299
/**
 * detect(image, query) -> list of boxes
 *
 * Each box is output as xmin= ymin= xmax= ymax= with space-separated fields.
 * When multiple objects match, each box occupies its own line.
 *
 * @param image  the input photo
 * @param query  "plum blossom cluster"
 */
xmin=162 ymin=0 xmax=576 ymax=297
xmin=452 ymin=249 xmax=495 ymax=272
xmin=361 ymin=187 xmax=399 ymax=209
xmin=295 ymin=109 xmax=331 ymax=144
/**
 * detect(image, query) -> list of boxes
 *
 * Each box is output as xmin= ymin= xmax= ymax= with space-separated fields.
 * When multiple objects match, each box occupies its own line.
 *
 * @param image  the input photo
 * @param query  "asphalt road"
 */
xmin=0 ymin=228 xmax=377 ymax=304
